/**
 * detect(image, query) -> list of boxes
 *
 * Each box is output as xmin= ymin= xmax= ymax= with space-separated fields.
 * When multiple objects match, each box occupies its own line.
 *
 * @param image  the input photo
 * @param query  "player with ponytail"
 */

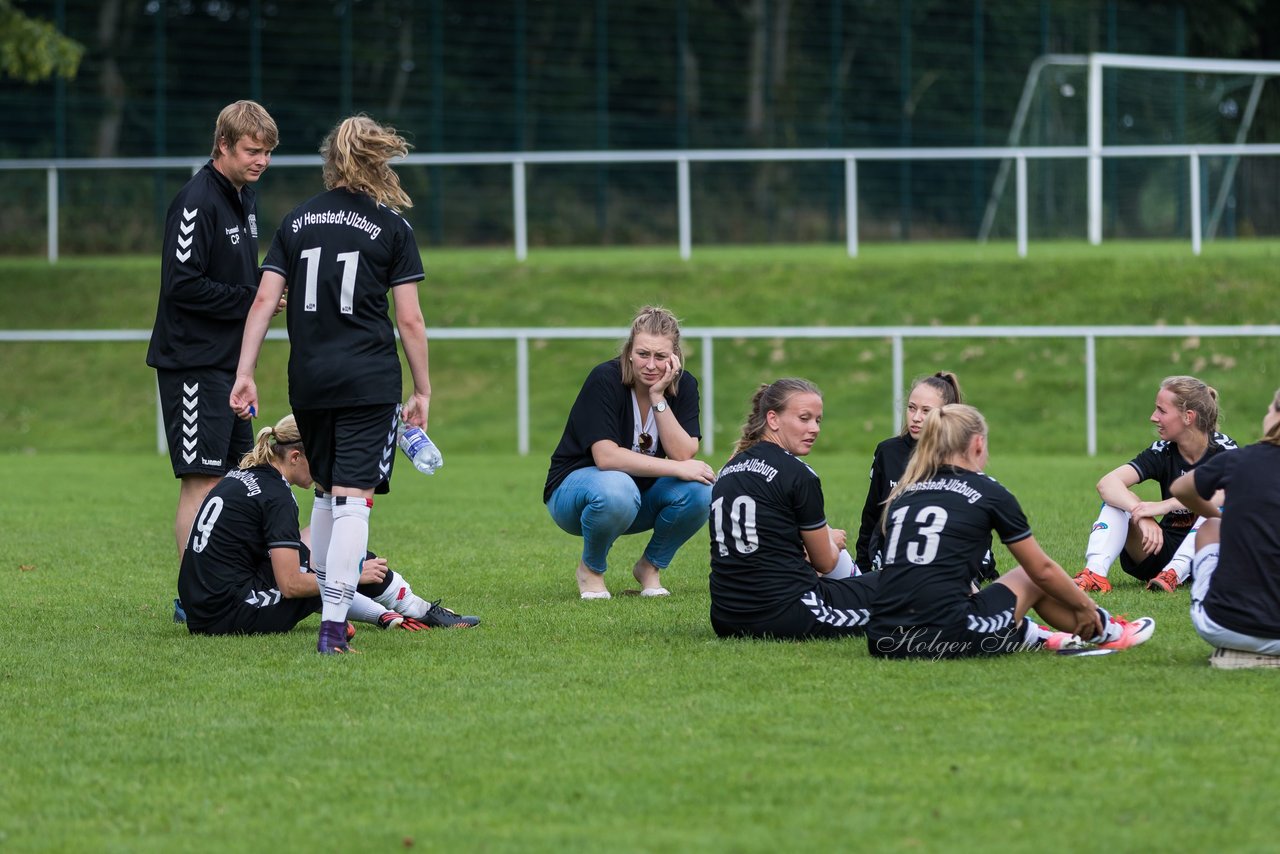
xmin=709 ymin=379 xmax=878 ymax=640
xmin=854 ymin=371 xmax=997 ymax=580
xmin=1075 ymin=375 xmax=1236 ymax=594
xmin=178 ymin=414 xmax=477 ymax=639
xmin=866 ymin=404 xmax=1155 ymax=659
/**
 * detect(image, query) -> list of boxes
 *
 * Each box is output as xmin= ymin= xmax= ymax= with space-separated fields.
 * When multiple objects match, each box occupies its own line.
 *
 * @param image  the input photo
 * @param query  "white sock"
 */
xmin=373 ymin=570 xmax=407 ymax=609
xmin=347 ymin=591 xmax=388 ymax=625
xmin=321 ymin=497 xmax=370 ymax=623
xmin=824 ymin=549 xmax=855 ymax=580
xmin=1166 ymin=518 xmax=1205 ymax=583
xmin=1084 ymin=504 xmax=1130 ymax=577
xmin=376 ymin=571 xmax=434 ymax=620
xmin=1087 ymin=607 xmax=1123 ymax=645
xmin=372 ymin=569 xmax=428 ymax=617
xmin=1021 ymin=618 xmax=1054 ymax=649
xmin=309 ymin=492 xmax=334 ymax=577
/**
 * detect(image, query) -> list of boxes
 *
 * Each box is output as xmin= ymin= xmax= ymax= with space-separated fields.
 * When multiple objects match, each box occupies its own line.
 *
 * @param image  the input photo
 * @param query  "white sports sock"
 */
xmin=375 ymin=571 xmax=434 ymax=620
xmin=1087 ymin=607 xmax=1123 ymax=645
xmin=321 ymin=497 xmax=371 ymax=623
xmin=309 ymin=492 xmax=334 ymax=575
xmin=1021 ymin=618 xmax=1053 ymax=649
xmin=347 ymin=591 xmax=387 ymax=625
xmin=374 ymin=570 xmax=411 ymax=609
xmin=824 ymin=549 xmax=855 ymax=580
xmin=1165 ymin=517 xmax=1206 ymax=583
xmin=1084 ymin=504 xmax=1130 ymax=577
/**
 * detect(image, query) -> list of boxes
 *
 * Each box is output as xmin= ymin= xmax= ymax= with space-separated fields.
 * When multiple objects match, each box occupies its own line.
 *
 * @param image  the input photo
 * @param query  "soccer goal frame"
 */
xmin=981 ymin=52 xmax=1280 ymax=246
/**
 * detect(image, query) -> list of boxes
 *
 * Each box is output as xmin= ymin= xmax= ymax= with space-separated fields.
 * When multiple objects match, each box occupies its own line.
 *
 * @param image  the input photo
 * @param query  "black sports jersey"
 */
xmin=867 ymin=465 xmax=1030 ymax=632
xmin=261 ymin=188 xmax=425 ymax=409
xmin=543 ymin=359 xmax=702 ymax=502
xmin=177 ymin=464 xmax=303 ymax=628
xmin=1128 ymin=431 xmax=1237 ymax=535
xmin=147 ymin=161 xmax=262 ymax=371
xmin=709 ymin=441 xmax=830 ymax=624
xmin=855 ymin=434 xmax=914 ymax=568
xmin=1193 ymin=442 xmax=1280 ymax=639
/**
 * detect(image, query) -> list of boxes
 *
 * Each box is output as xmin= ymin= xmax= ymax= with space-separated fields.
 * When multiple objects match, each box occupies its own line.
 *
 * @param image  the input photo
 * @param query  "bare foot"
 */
xmin=576 ymin=562 xmax=610 ymax=598
xmin=633 ymin=558 xmax=664 ymax=591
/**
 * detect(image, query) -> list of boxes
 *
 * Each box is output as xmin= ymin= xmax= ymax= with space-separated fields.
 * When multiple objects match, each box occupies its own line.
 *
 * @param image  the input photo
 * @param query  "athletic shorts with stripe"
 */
xmin=294 ymin=405 xmax=400 ymax=494
xmin=1190 ymin=544 xmax=1280 ymax=656
xmin=867 ymin=583 xmax=1024 ymax=660
xmin=1119 ymin=529 xmax=1185 ymax=581
xmin=186 ymin=574 xmax=322 ymax=636
xmin=186 ymin=546 xmax=392 ymax=637
xmin=712 ymin=572 xmax=879 ymax=640
xmin=156 ymin=367 xmax=252 ymax=478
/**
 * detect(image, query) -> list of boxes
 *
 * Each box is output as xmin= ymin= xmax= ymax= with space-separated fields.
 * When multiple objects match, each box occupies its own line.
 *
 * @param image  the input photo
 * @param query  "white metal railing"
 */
xmin=8 ymin=142 xmax=1280 ymax=264
xmin=4 ymin=324 xmax=1277 ymax=457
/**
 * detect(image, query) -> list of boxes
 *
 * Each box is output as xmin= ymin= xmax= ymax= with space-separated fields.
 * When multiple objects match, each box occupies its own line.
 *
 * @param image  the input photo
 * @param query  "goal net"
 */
xmin=981 ymin=53 xmax=1280 ymax=242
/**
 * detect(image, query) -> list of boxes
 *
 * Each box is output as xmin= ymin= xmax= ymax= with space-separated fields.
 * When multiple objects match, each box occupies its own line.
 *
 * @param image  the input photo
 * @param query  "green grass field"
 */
xmin=1 ymin=451 xmax=1274 ymax=852
xmin=2 ymin=243 xmax=1278 ymax=851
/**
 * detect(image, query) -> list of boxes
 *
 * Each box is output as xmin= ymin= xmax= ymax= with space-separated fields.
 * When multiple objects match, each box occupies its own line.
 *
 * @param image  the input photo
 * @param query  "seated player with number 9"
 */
xmin=178 ymin=414 xmax=477 ymax=637
xmin=865 ymin=404 xmax=1155 ymax=659
xmin=708 ymin=379 xmax=879 ymax=640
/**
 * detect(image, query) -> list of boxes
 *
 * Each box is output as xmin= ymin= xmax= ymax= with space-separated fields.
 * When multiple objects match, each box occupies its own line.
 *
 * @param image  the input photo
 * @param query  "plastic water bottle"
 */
xmin=397 ymin=423 xmax=444 ymax=475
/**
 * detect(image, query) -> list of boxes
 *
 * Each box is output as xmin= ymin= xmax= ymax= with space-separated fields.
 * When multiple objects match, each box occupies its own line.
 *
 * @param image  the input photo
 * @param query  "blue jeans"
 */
xmin=546 ymin=467 xmax=712 ymax=574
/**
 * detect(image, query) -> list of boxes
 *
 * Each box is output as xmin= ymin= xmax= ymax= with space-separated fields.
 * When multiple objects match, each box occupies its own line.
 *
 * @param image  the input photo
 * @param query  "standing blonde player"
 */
xmin=232 ymin=115 xmax=431 ymax=654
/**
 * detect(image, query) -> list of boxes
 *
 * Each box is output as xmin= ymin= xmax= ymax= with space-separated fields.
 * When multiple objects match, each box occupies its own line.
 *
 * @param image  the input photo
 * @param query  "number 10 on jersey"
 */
xmin=711 ymin=496 xmax=759 ymax=556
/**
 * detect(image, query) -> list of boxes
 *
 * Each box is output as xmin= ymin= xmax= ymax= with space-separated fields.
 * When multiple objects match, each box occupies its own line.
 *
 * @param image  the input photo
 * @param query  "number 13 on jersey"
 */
xmin=884 ymin=505 xmax=948 ymax=565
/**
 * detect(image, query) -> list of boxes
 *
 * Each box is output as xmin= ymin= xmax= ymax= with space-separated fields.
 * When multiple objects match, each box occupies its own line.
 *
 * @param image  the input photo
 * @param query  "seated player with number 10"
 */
xmin=865 ymin=404 xmax=1155 ymax=659
xmin=709 ymin=379 xmax=878 ymax=640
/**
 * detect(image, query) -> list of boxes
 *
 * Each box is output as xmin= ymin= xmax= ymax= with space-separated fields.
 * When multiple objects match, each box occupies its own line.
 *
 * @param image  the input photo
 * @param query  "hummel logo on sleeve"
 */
xmin=176 ymin=207 xmax=197 ymax=262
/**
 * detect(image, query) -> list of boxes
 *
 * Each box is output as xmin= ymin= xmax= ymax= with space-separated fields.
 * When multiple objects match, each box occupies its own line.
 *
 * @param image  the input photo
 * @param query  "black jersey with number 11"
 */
xmin=262 ymin=187 xmax=425 ymax=409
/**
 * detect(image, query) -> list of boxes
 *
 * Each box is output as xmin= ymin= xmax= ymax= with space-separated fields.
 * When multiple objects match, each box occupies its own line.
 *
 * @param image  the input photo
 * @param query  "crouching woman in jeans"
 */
xmin=544 ymin=306 xmax=715 ymax=600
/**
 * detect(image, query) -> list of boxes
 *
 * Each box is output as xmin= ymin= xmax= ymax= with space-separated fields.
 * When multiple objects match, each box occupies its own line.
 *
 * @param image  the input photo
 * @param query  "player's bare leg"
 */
xmin=176 ymin=474 xmax=221 ymax=560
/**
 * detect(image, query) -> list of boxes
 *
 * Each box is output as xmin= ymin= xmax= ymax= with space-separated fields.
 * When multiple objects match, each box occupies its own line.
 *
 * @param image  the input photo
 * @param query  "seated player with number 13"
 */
xmin=866 ymin=404 xmax=1155 ymax=659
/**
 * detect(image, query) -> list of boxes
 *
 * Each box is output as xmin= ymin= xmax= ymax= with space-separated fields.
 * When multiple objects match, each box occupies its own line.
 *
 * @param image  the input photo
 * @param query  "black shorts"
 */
xmin=711 ymin=573 xmax=879 ymax=640
xmin=1119 ymin=528 xmax=1186 ymax=581
xmin=186 ymin=585 xmax=321 ymax=636
xmin=156 ymin=367 xmax=252 ymax=477
xmin=294 ymin=405 xmax=399 ymax=494
xmin=867 ymin=582 xmax=1024 ymax=660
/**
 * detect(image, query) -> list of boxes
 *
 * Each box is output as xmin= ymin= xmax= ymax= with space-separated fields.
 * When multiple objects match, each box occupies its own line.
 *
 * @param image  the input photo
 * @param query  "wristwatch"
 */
xmin=654 ymin=401 xmax=668 ymax=413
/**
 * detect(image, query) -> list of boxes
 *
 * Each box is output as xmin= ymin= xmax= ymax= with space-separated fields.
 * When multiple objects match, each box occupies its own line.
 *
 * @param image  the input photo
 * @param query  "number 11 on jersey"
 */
xmin=300 ymin=247 xmax=361 ymax=314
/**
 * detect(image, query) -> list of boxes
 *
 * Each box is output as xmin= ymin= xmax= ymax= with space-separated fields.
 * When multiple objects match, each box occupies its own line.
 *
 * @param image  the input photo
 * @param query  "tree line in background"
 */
xmin=3 ymin=0 xmax=1280 ymax=251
